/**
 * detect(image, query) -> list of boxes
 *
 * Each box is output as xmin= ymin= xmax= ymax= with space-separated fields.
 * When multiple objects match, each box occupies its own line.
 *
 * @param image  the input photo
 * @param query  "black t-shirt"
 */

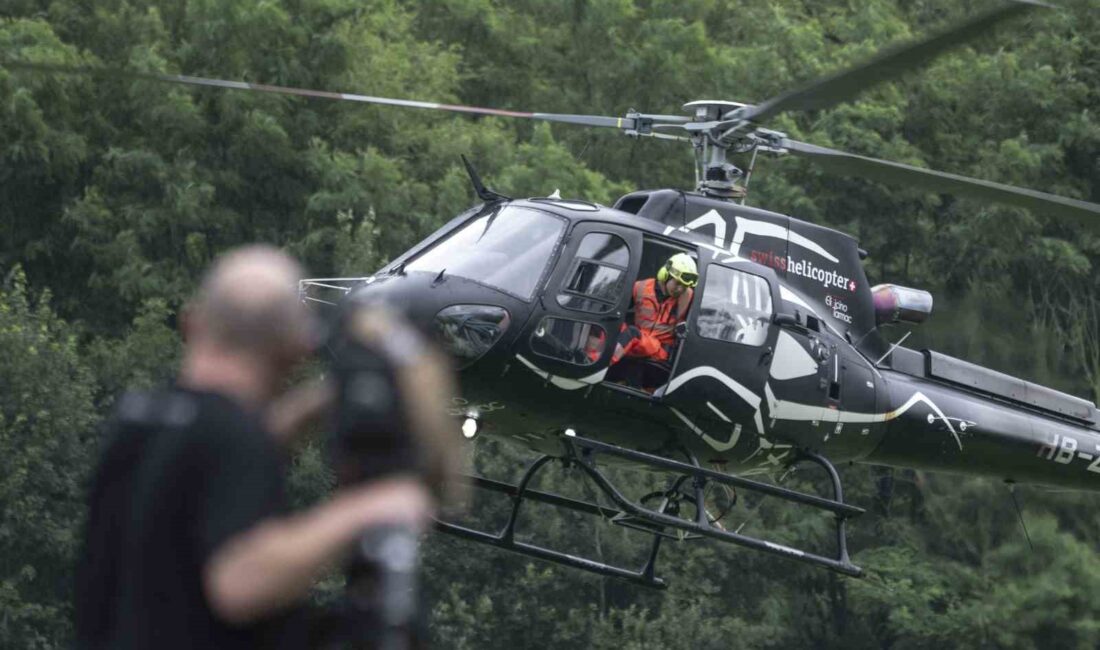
xmin=75 ymin=387 xmax=306 ymax=649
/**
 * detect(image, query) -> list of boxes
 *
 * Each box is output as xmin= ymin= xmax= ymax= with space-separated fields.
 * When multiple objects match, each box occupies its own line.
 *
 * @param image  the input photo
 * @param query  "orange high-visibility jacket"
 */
xmin=623 ymin=278 xmax=693 ymax=362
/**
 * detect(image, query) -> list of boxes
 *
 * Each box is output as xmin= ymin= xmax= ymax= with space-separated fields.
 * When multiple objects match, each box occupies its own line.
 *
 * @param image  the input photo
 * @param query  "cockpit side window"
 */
xmin=697 ymin=266 xmax=773 ymax=346
xmin=404 ymin=206 xmax=566 ymax=301
xmin=557 ymin=232 xmax=629 ymax=313
xmin=530 ymin=317 xmax=607 ymax=366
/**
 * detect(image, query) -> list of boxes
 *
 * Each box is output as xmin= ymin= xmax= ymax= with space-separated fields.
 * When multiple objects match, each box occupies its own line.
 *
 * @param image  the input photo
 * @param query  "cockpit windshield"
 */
xmin=405 ymin=206 xmax=566 ymax=300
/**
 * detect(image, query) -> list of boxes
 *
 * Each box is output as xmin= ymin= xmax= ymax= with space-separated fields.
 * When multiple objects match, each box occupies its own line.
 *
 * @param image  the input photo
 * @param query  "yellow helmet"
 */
xmin=657 ymin=253 xmax=698 ymax=287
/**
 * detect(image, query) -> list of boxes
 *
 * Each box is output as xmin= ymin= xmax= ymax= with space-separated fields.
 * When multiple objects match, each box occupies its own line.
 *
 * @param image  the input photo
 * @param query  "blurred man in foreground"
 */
xmin=75 ymin=246 xmax=449 ymax=649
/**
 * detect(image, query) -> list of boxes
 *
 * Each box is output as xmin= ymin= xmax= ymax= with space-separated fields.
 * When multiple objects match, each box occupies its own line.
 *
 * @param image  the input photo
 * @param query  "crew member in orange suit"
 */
xmin=613 ymin=252 xmax=697 ymax=366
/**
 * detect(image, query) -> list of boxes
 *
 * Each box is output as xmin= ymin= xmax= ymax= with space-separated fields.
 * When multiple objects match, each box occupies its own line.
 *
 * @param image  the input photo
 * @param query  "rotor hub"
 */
xmin=682 ymin=100 xmax=748 ymax=122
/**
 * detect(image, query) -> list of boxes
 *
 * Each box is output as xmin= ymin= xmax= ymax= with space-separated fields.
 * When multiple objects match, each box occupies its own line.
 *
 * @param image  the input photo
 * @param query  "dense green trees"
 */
xmin=1 ymin=0 xmax=1098 ymax=647
xmin=0 ymin=271 xmax=96 ymax=647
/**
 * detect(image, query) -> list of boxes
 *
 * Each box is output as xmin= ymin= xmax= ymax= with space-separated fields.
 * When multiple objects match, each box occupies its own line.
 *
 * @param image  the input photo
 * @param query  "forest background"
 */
xmin=2 ymin=0 xmax=1099 ymax=647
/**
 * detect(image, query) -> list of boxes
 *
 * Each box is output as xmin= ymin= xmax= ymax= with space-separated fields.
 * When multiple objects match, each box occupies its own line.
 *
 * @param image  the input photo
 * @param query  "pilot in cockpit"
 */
xmin=606 ymin=253 xmax=696 ymax=387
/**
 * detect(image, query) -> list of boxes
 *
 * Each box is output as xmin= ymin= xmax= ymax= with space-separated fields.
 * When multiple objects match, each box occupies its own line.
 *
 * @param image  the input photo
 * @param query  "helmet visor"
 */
xmin=670 ymin=269 xmax=698 ymax=287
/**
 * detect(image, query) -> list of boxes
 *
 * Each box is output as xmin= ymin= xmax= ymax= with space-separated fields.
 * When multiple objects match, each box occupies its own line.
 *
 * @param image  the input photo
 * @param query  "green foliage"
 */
xmin=83 ymin=298 xmax=180 ymax=405
xmin=0 ymin=269 xmax=97 ymax=648
xmin=2 ymin=0 xmax=1100 ymax=647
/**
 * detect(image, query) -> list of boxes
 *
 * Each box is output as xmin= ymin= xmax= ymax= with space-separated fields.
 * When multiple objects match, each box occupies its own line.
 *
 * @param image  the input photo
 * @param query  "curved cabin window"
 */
xmin=405 ymin=206 xmax=566 ymax=301
xmin=557 ymin=232 xmax=629 ymax=313
xmin=697 ymin=266 xmax=772 ymax=346
xmin=530 ymin=317 xmax=607 ymax=366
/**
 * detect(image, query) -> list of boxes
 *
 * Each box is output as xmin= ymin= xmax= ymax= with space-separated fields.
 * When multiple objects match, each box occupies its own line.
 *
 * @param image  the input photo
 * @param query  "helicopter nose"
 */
xmin=339 ymin=274 xmax=514 ymax=369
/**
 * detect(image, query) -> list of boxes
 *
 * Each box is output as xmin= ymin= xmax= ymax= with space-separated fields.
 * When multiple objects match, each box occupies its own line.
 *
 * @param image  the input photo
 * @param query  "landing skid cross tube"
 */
xmin=435 ymin=455 xmax=671 ymax=588
xmin=435 ymin=433 xmax=864 ymax=588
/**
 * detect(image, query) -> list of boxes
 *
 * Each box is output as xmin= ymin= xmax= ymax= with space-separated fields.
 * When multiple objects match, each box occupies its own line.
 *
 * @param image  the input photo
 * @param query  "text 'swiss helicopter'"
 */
xmin=17 ymin=0 xmax=1100 ymax=586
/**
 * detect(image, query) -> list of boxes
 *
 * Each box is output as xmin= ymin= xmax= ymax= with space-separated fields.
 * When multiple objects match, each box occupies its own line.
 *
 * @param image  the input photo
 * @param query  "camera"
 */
xmin=321 ymin=304 xmax=460 ymax=650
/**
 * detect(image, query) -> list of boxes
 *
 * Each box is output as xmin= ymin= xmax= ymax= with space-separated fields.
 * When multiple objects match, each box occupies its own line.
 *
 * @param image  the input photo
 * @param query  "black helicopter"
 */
xmin=14 ymin=0 xmax=1100 ymax=586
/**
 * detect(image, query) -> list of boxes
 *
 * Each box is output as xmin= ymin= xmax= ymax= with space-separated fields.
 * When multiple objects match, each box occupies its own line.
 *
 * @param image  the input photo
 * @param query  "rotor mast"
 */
xmin=684 ymin=101 xmax=750 ymax=201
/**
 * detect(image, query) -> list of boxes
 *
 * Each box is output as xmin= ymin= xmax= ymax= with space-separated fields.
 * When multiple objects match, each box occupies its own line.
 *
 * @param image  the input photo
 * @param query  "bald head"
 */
xmin=188 ymin=246 xmax=315 ymax=360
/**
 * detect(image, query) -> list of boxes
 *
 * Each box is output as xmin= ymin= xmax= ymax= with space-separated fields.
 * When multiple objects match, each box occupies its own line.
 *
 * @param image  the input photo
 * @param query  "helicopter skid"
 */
xmin=434 ymin=432 xmax=864 ymax=587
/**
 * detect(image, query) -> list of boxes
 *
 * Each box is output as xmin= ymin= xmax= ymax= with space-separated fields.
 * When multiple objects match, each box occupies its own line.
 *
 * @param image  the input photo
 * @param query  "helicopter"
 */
xmin=12 ymin=0 xmax=1100 ymax=587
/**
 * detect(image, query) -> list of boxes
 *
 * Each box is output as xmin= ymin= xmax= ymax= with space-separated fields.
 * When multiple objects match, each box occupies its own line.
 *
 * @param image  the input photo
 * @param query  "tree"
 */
xmin=0 ymin=269 xmax=98 ymax=648
xmin=3 ymin=1 xmax=1100 ymax=647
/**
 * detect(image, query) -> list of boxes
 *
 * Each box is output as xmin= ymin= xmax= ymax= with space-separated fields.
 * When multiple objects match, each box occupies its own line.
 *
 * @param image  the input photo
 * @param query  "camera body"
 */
xmin=326 ymin=303 xmax=458 ymax=499
xmin=329 ymin=321 xmax=420 ymax=487
xmin=322 ymin=304 xmax=458 ymax=650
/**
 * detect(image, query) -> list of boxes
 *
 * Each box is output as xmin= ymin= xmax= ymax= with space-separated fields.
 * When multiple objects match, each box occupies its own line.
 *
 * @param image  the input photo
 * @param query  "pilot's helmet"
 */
xmin=658 ymin=253 xmax=698 ymax=288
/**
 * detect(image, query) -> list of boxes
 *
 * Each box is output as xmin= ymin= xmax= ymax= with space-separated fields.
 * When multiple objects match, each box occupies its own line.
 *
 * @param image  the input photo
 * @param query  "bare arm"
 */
xmin=203 ymin=476 xmax=431 ymax=625
xmin=265 ymin=379 xmax=334 ymax=449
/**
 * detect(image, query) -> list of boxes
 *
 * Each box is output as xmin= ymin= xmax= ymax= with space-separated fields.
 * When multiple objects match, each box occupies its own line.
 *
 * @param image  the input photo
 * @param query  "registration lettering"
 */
xmin=1037 ymin=433 xmax=1100 ymax=474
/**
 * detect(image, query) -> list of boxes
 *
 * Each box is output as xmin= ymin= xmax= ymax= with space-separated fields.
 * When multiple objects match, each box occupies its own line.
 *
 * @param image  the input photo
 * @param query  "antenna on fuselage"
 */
xmin=461 ymin=155 xmax=510 ymax=203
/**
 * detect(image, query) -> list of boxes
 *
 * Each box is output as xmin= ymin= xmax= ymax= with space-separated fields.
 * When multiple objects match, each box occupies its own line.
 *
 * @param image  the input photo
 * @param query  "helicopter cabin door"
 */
xmin=518 ymin=221 xmax=641 ymax=385
xmin=660 ymin=259 xmax=781 ymax=454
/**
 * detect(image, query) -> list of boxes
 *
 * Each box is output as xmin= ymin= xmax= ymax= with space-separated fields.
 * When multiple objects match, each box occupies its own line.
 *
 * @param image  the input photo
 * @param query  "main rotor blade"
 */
xmin=735 ymin=1 xmax=1044 ymax=125
xmin=2 ymin=59 xmax=640 ymax=131
xmin=782 ymin=138 xmax=1100 ymax=224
